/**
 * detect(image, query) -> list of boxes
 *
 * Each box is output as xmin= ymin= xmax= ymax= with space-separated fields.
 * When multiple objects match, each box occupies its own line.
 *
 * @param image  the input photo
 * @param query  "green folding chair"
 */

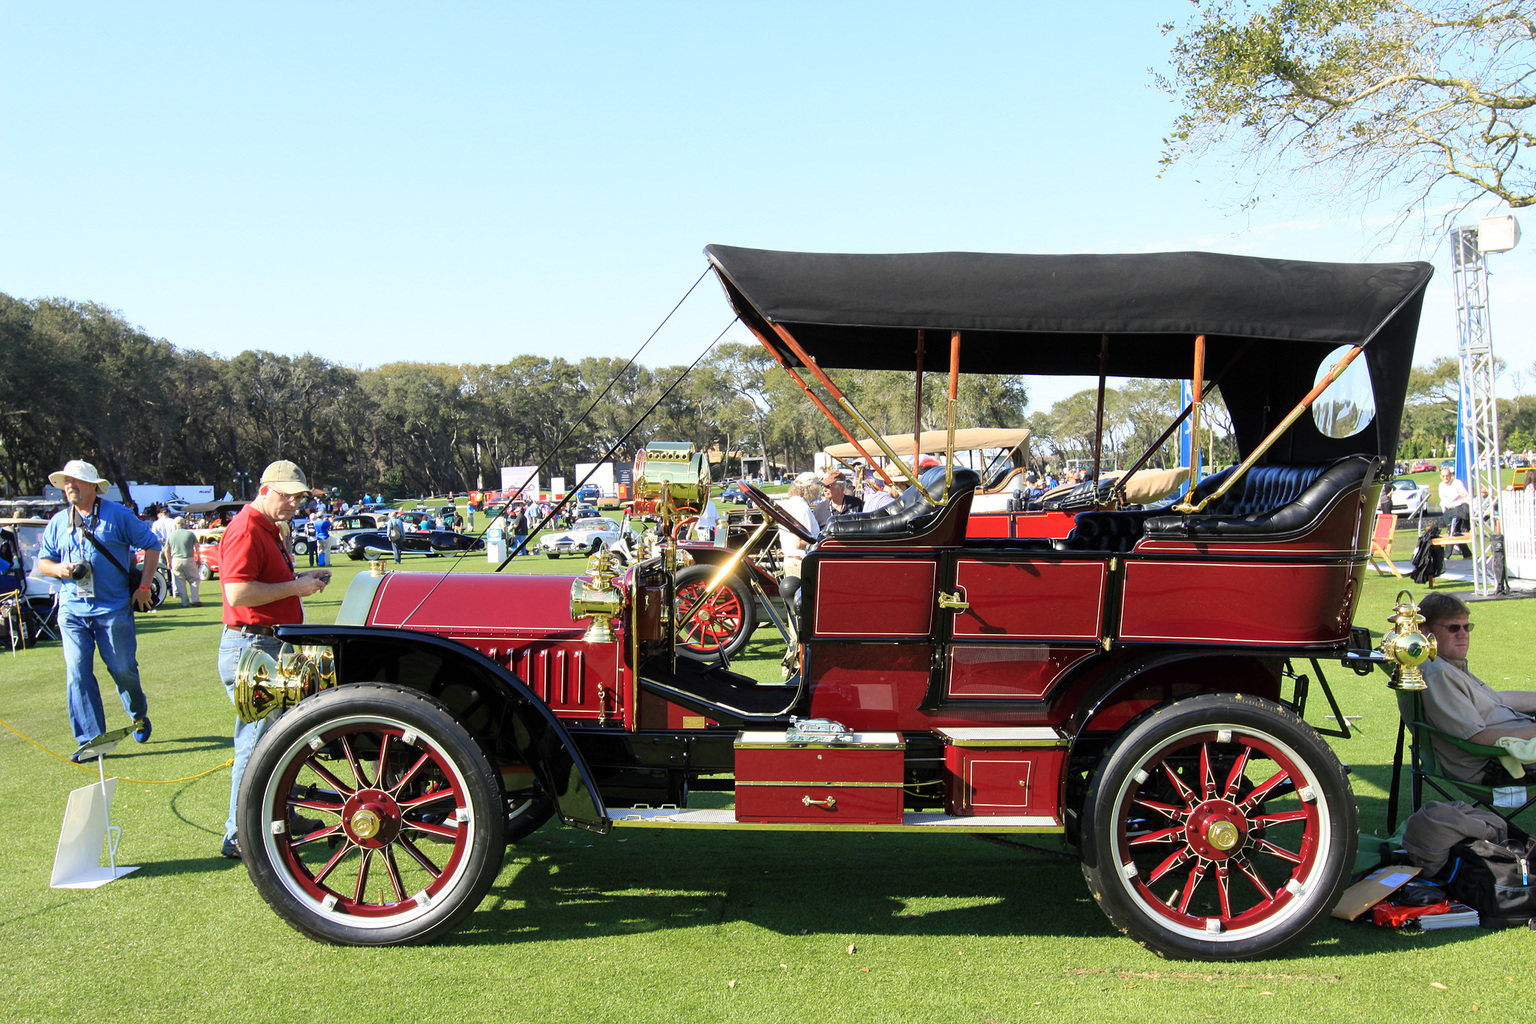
xmin=1387 ymin=689 xmax=1536 ymax=832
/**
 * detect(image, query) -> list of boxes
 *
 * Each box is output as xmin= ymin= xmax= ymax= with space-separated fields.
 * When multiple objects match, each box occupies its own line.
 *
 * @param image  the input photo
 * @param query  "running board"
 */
xmin=607 ymin=807 xmax=1064 ymax=833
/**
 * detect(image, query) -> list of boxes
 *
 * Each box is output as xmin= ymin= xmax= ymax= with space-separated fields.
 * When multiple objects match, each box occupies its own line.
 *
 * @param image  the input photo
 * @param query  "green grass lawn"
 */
xmin=1 ymin=554 xmax=1533 ymax=1023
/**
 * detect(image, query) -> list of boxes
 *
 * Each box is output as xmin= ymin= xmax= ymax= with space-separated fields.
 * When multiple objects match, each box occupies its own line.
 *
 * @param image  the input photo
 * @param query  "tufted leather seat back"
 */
xmin=1056 ymin=457 xmax=1375 ymax=552
xmin=822 ymin=465 xmax=981 ymax=544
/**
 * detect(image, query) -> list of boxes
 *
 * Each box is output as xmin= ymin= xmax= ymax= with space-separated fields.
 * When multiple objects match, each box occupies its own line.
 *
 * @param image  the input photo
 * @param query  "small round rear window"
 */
xmin=1311 ymin=345 xmax=1375 ymax=439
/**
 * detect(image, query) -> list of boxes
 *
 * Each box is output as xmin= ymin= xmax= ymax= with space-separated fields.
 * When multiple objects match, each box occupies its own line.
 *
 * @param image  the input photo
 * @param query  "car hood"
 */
xmin=353 ymin=571 xmax=589 ymax=636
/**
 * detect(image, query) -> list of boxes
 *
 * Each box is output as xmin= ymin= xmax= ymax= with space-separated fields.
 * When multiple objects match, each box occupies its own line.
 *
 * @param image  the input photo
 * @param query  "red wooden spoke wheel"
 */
xmin=673 ymin=564 xmax=756 ymax=662
xmin=238 ymin=684 xmax=506 ymax=945
xmin=1081 ymin=693 xmax=1355 ymax=960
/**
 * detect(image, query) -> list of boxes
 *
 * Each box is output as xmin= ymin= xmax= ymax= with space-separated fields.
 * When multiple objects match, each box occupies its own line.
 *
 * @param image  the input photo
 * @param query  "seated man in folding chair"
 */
xmin=1419 ymin=592 xmax=1536 ymax=784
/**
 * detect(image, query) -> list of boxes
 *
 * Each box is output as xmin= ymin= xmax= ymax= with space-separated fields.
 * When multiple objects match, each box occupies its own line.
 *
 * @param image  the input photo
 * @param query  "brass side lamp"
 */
xmin=1381 ymin=589 xmax=1436 ymax=691
xmin=571 ymin=549 xmax=624 ymax=643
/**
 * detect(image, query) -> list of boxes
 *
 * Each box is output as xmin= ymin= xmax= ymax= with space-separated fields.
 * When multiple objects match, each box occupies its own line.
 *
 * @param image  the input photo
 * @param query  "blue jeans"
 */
xmin=391 ymin=539 xmax=402 ymax=563
xmin=61 ymin=606 xmax=147 ymax=743
xmin=218 ymin=628 xmax=280 ymax=843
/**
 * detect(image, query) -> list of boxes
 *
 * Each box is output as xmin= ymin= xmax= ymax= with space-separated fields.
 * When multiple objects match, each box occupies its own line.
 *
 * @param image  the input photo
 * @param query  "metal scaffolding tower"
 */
xmin=1449 ymin=223 xmax=1506 ymax=595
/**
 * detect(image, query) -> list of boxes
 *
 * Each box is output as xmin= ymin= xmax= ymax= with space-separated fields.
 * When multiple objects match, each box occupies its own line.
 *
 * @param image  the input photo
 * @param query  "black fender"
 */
xmin=274 ymin=623 xmax=609 ymax=834
xmin=1057 ymin=648 xmax=1286 ymax=843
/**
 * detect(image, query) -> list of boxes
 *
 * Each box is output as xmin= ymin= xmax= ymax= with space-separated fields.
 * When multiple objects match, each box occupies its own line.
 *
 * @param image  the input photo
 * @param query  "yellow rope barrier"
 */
xmin=0 ymin=714 xmax=232 ymax=784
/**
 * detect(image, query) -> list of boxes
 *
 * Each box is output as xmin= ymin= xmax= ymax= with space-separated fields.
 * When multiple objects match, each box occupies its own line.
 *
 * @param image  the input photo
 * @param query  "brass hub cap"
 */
xmin=350 ymin=809 xmax=382 ymax=838
xmin=1184 ymin=799 xmax=1248 ymax=860
xmin=340 ymin=789 xmax=402 ymax=848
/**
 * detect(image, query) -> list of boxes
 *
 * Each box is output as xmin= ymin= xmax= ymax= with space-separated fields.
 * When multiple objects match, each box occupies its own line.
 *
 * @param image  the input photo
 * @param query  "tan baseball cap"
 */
xmin=260 ymin=460 xmax=311 ymax=495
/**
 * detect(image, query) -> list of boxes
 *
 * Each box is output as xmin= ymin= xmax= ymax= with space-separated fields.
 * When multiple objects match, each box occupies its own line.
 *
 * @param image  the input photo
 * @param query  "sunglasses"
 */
xmin=1436 ymin=622 xmax=1475 ymax=634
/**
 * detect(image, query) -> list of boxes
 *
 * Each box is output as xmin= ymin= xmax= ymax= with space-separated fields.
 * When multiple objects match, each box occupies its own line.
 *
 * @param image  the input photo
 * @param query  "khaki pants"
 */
xmin=171 ymin=555 xmax=200 ymax=606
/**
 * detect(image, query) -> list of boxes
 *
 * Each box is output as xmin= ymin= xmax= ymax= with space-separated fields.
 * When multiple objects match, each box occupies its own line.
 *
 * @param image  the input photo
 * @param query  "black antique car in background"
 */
xmin=340 ymin=527 xmax=484 ymax=560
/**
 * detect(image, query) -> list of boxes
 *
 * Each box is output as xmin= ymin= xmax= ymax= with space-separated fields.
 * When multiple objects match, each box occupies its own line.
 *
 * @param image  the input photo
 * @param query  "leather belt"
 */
xmin=231 ymin=624 xmax=278 ymax=637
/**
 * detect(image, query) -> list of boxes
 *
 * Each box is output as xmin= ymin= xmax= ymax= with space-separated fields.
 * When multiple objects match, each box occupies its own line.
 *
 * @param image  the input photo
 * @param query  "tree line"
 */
xmin=3 ymin=292 xmax=1528 ymax=504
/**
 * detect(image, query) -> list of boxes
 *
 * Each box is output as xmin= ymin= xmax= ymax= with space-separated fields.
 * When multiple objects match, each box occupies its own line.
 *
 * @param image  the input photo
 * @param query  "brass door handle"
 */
xmin=801 ymin=795 xmax=837 ymax=809
xmin=938 ymin=590 xmax=969 ymax=611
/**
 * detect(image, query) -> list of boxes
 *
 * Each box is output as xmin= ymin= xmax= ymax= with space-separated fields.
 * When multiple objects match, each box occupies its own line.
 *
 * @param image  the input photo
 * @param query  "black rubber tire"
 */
xmin=505 ymin=791 xmax=555 ymax=843
xmin=1079 ymin=692 xmax=1356 ymax=961
xmin=198 ymin=562 xmax=213 ymax=582
xmin=237 ymin=683 xmax=507 ymax=946
xmin=673 ymin=563 xmax=757 ymax=662
xmin=149 ymin=564 xmax=173 ymax=608
xmin=292 ymin=538 xmax=310 ymax=557
xmin=546 ymin=553 xmax=560 ymax=560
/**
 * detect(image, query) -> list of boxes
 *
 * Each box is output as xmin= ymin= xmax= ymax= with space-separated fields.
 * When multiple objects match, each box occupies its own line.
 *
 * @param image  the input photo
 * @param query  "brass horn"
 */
xmin=234 ymin=642 xmax=337 ymax=722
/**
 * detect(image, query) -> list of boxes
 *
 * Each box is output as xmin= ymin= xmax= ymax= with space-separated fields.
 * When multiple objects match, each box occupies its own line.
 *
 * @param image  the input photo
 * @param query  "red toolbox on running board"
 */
xmin=734 ymin=731 xmax=905 ymax=824
xmin=937 ymin=727 xmax=1068 ymax=817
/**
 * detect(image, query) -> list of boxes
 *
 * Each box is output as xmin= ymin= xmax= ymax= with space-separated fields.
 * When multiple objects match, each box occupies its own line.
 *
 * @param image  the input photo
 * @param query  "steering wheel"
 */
xmin=738 ymin=483 xmax=816 ymax=544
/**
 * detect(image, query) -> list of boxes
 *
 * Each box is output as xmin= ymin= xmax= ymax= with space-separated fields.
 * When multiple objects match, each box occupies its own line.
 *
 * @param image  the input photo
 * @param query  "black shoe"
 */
xmin=221 ymin=837 xmax=241 ymax=860
xmin=69 ymin=750 xmax=95 ymax=765
xmin=289 ymin=813 xmax=325 ymax=837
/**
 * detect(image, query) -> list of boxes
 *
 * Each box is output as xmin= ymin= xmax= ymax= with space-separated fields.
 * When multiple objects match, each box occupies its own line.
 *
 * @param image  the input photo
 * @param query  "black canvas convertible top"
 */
xmin=705 ymin=245 xmax=1434 ymax=463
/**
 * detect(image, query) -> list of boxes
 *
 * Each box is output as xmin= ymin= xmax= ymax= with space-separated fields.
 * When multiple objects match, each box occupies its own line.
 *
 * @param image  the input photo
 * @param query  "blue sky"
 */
xmin=4 ymin=2 xmax=1533 ymax=413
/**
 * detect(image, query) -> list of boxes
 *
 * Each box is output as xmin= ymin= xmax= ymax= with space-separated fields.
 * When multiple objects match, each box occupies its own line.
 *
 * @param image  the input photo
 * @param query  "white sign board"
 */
xmin=550 ymin=476 xmax=566 ymax=499
xmin=574 ymin=463 xmax=615 ymax=497
xmin=500 ymin=466 xmax=539 ymax=499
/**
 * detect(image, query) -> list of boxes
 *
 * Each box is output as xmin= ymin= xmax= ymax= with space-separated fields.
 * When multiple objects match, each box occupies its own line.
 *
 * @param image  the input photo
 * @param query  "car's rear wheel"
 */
xmin=198 ymin=563 xmax=213 ymax=582
xmin=1080 ymin=692 xmax=1355 ymax=961
xmin=237 ymin=684 xmax=506 ymax=946
xmin=673 ymin=564 xmax=756 ymax=662
xmin=293 ymin=538 xmax=311 ymax=556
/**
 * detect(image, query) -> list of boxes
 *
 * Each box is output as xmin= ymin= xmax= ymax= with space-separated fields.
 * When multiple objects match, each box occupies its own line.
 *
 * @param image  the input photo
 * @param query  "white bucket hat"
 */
xmin=49 ymin=459 xmax=110 ymax=493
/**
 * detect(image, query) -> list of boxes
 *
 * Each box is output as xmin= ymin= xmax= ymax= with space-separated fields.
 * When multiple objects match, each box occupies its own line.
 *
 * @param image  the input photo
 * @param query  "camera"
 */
xmin=69 ymin=562 xmax=91 ymax=582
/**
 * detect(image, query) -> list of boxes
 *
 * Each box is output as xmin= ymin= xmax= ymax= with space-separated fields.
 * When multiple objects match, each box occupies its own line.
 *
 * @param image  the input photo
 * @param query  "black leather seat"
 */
xmin=1143 ymin=456 xmax=1375 ymax=541
xmin=822 ymin=466 xmax=981 ymax=544
xmin=1054 ymin=456 xmax=1375 ymax=552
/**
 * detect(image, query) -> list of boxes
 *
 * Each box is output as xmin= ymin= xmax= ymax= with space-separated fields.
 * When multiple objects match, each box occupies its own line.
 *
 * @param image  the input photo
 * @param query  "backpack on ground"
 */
xmin=1442 ymin=826 xmax=1536 ymax=927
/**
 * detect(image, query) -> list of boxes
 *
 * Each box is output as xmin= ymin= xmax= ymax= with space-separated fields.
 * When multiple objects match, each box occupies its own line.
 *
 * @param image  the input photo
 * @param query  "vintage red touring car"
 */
xmin=234 ymin=246 xmax=1433 ymax=960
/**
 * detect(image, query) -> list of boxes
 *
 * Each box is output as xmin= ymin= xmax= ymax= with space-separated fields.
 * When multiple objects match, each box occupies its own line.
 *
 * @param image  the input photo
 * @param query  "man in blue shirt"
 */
xmin=36 ymin=460 xmax=162 ymax=756
xmin=312 ymin=514 xmax=331 ymax=567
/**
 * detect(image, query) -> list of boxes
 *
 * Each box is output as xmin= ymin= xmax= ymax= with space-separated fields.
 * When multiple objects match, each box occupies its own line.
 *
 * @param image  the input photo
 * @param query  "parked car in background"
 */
xmin=576 ymin=483 xmax=602 ymax=503
xmin=340 ymin=528 xmax=484 ymax=561
xmin=195 ymin=529 xmax=224 ymax=580
xmin=0 ymin=517 xmax=59 ymax=647
xmin=538 ymin=516 xmax=620 ymax=558
xmin=720 ymin=482 xmax=747 ymax=503
xmin=1410 ymin=459 xmax=1435 ymax=473
xmin=1384 ymin=478 xmax=1430 ymax=516
xmin=292 ymin=514 xmax=384 ymax=557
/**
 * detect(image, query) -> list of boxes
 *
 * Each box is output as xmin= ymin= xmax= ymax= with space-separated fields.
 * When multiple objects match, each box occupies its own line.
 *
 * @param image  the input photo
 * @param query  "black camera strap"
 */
xmin=78 ymin=513 xmax=142 ymax=600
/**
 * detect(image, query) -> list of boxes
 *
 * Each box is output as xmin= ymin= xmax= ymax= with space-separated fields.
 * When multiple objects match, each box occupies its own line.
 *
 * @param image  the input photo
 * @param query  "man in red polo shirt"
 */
xmin=216 ymin=459 xmax=332 ymax=860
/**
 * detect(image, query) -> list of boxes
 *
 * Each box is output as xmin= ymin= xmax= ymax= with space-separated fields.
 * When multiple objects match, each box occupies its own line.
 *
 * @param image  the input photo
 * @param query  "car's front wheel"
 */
xmin=292 ymin=538 xmax=311 ymax=557
xmin=237 ymin=684 xmax=507 ymax=946
xmin=1079 ymin=692 xmax=1355 ymax=961
xmin=673 ymin=564 xmax=757 ymax=662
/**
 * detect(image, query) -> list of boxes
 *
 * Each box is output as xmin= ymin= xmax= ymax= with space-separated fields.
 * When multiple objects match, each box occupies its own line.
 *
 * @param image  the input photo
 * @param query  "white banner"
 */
xmin=550 ymin=476 xmax=565 ymax=498
xmin=573 ymin=462 xmax=614 ymax=497
xmin=500 ymin=466 xmax=539 ymax=499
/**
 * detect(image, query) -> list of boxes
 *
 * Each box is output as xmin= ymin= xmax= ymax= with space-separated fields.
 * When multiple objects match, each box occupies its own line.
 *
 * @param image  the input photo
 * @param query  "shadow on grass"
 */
xmin=447 ymin=828 xmax=1111 ymax=948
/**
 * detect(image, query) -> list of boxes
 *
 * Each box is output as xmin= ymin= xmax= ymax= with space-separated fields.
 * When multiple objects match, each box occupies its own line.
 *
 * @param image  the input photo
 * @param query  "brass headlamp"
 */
xmin=234 ymin=642 xmax=337 ymax=722
xmin=1381 ymin=589 xmax=1436 ymax=691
